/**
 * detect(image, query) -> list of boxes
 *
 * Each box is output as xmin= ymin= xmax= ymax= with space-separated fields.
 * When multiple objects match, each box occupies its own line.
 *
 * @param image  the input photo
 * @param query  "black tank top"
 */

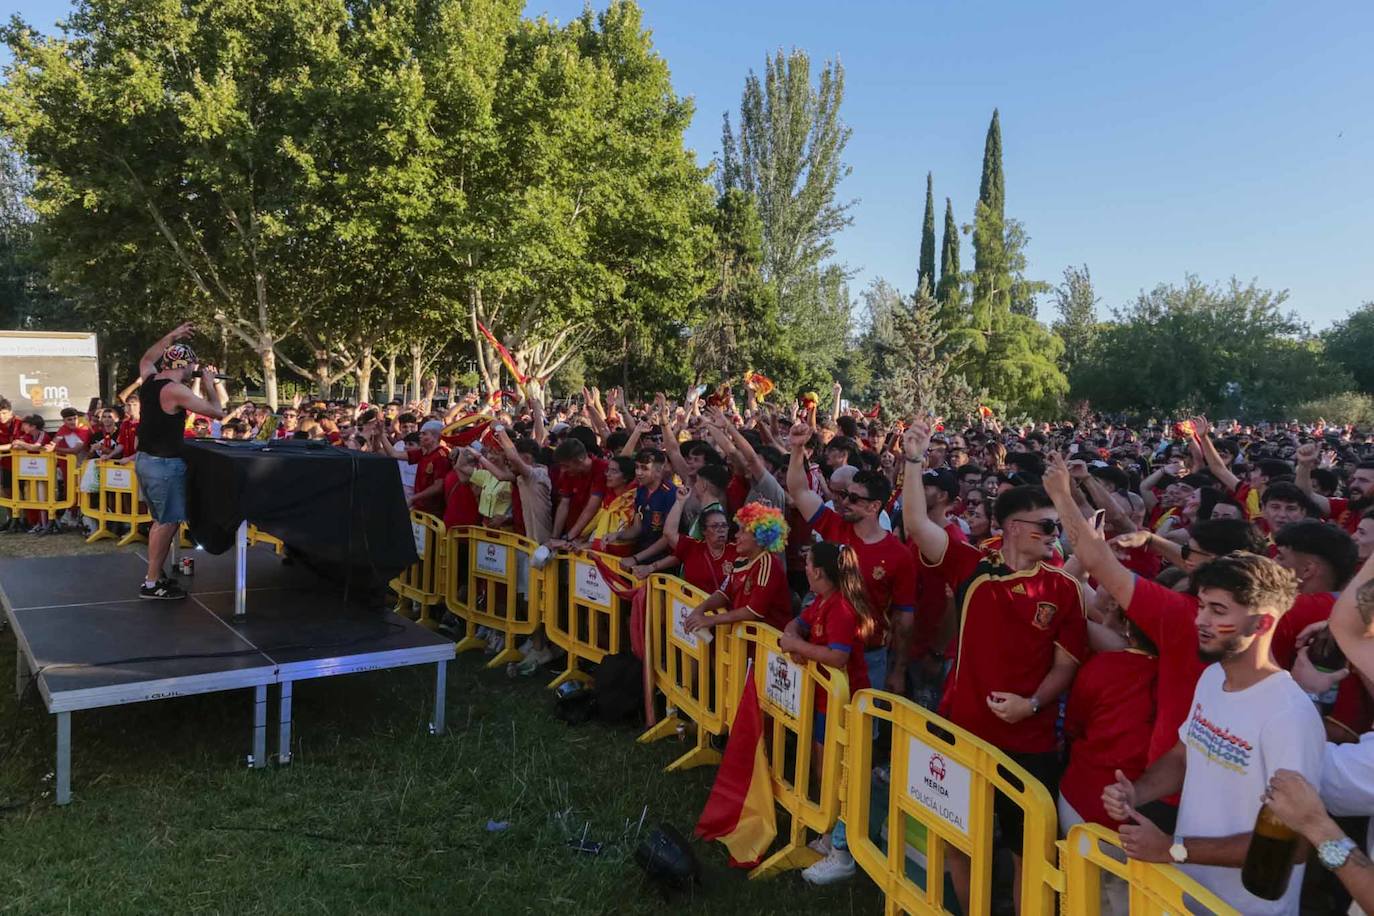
xmin=137 ymin=377 xmax=187 ymax=458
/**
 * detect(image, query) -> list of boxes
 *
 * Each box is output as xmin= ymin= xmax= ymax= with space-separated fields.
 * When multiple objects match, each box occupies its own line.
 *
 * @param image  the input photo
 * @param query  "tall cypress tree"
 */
xmin=977 ymin=108 xmax=1004 ymax=224
xmin=972 ymin=108 xmax=1008 ymax=314
xmin=917 ymin=171 xmax=936 ymax=294
xmin=937 ymin=197 xmax=961 ymax=308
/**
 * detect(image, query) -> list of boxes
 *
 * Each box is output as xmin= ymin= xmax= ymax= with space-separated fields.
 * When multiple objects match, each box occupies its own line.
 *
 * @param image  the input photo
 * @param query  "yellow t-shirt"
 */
xmin=470 ymin=469 xmax=512 ymax=520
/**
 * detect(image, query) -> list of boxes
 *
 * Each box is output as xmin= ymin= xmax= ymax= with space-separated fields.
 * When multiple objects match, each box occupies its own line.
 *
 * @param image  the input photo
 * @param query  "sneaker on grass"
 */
xmin=140 ymin=580 xmax=188 ymax=600
xmin=801 ymin=846 xmax=855 ymax=885
xmin=807 ymin=834 xmax=832 ymax=856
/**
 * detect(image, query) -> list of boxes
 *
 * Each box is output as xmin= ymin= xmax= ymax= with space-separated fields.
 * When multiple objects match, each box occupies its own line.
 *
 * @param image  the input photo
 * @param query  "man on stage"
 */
xmin=134 ymin=322 xmax=227 ymax=599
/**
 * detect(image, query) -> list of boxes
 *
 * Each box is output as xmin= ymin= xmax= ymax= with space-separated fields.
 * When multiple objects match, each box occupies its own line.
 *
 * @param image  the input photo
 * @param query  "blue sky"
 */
xmin=7 ymin=0 xmax=1372 ymax=328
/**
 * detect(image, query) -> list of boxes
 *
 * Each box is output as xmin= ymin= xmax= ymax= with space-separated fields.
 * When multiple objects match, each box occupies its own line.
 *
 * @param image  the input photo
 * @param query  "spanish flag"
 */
xmin=695 ymin=663 xmax=776 ymax=868
xmin=476 ymin=321 xmax=529 ymax=395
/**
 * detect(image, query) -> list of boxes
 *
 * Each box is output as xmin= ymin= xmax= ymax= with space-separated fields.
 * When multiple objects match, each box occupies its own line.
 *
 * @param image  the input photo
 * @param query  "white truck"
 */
xmin=0 ymin=330 xmax=100 ymax=424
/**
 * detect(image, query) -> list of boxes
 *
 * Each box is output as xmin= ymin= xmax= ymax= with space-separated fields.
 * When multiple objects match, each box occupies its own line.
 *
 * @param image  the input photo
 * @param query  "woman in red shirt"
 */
xmin=779 ymin=540 xmax=874 ymax=885
xmin=442 ymin=449 xmax=480 ymax=530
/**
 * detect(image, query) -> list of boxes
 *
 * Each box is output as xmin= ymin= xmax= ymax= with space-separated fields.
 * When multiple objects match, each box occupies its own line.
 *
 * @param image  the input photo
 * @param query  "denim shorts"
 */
xmin=136 ymin=454 xmax=188 ymax=524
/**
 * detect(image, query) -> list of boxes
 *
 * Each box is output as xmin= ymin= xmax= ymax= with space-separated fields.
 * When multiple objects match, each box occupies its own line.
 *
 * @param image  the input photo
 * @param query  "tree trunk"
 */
xmin=408 ymin=340 xmax=424 ymax=406
xmin=260 ymin=345 xmax=279 ymax=410
xmin=385 ymin=351 xmax=397 ymax=402
xmin=315 ymin=353 xmax=331 ymax=400
xmin=356 ymin=343 xmax=374 ymax=405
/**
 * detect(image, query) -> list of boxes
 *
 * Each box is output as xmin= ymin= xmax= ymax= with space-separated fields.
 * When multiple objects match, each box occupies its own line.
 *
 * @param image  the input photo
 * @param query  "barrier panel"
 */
xmin=1060 ymin=823 xmax=1237 ymax=916
xmin=79 ymin=459 xmax=152 ymax=545
xmin=2 ymin=452 xmax=76 ymax=516
xmin=843 ymin=689 xmax=1062 ymax=916
xmin=444 ymin=526 xmax=549 ymax=667
xmin=389 ymin=510 xmax=447 ymax=630
xmin=637 ymin=574 xmax=729 ymax=771
xmin=247 ymin=525 xmax=286 ymax=556
xmin=723 ymin=621 xmax=850 ymax=880
xmin=544 ymin=549 xmax=631 ymax=689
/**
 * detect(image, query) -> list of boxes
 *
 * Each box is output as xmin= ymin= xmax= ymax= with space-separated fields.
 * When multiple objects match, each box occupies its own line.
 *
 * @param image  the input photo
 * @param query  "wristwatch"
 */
xmin=1027 ymin=697 xmax=1041 ymax=715
xmin=1318 ymin=837 xmax=1358 ymax=871
xmin=1169 ymin=836 xmax=1188 ymax=864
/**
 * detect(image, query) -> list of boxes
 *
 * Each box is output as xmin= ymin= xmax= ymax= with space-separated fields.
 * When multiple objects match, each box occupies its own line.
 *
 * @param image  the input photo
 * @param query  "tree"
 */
xmin=1071 ymin=276 xmax=1351 ymax=418
xmin=972 ymin=109 xmax=1004 ymax=305
xmin=918 ymin=172 xmax=936 ymax=294
xmin=936 ymin=197 xmax=963 ymax=312
xmin=1322 ymin=302 xmax=1374 ymax=394
xmin=1052 ymin=264 xmax=1100 ymax=372
xmin=858 ymin=277 xmax=977 ymax=421
xmin=719 ymin=48 xmax=854 ymax=384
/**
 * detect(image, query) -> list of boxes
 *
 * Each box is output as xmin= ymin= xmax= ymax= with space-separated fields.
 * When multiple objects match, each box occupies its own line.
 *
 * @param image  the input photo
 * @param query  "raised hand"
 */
xmin=787 ymin=420 xmax=812 ymax=450
xmin=901 ymin=420 xmax=932 ymax=462
xmin=1042 ymin=452 xmax=1074 ymax=499
xmin=1295 ymin=442 xmax=1320 ymax=468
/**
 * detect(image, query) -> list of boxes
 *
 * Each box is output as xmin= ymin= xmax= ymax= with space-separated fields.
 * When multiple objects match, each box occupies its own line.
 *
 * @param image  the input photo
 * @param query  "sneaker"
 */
xmin=873 ymin=765 xmax=891 ymax=786
xmin=139 ymin=580 xmax=188 ymax=600
xmin=807 ymin=834 xmax=833 ymax=856
xmin=802 ymin=847 xmax=855 ymax=885
xmin=486 ymin=631 xmax=505 ymax=655
xmin=517 ymin=637 xmax=535 ymax=656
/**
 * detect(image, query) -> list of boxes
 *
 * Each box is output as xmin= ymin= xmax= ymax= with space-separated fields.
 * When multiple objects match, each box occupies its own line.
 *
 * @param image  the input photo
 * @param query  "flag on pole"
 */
xmin=476 ymin=321 xmax=529 ymax=395
xmin=695 ymin=662 xmax=776 ymax=868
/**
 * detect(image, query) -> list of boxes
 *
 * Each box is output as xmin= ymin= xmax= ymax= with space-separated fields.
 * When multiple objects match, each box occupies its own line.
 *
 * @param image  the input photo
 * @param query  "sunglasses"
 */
xmin=836 ymin=491 xmax=877 ymax=504
xmin=1009 ymin=518 xmax=1061 ymax=536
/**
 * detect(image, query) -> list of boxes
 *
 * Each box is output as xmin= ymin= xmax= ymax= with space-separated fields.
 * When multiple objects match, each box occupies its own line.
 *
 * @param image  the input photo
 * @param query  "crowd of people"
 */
xmin=7 ymin=326 xmax=1374 ymax=913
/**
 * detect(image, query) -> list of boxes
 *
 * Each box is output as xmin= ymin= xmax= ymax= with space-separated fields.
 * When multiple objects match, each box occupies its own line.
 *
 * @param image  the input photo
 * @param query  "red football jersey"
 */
xmin=909 ymin=521 xmax=968 ymax=660
xmin=1061 ymin=649 xmax=1158 ymax=827
xmin=802 ymin=590 xmax=871 ymax=713
xmin=1326 ymin=497 xmax=1365 ymax=535
xmin=722 ymin=551 xmax=791 ymax=633
xmin=1124 ymin=577 xmax=1206 ymax=767
xmin=926 ymin=538 xmax=1088 ymax=754
xmin=810 ymin=506 xmax=917 ymax=649
xmin=673 ymin=535 xmax=736 ymax=596
xmin=1271 ymin=590 xmax=1372 ymax=738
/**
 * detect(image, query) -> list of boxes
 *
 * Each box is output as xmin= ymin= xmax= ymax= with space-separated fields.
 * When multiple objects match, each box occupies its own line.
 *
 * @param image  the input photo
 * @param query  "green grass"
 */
xmin=0 ymin=537 xmax=885 ymax=915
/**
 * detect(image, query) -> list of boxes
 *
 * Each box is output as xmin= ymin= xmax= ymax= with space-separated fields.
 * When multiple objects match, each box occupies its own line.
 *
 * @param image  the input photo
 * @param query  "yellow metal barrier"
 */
xmin=389 ymin=510 xmax=447 ymax=630
xmin=637 ymin=574 xmax=729 ymax=771
xmin=544 ymin=550 xmax=630 ymax=689
xmin=1060 ymin=823 xmax=1237 ymax=916
xmin=843 ymin=689 xmax=1063 ymax=916
xmin=724 ymin=621 xmax=850 ymax=880
xmin=444 ymin=526 xmax=549 ymax=667
xmin=2 ymin=452 xmax=76 ymax=515
xmin=246 ymin=524 xmax=286 ymax=555
xmin=79 ymin=459 xmax=152 ymax=545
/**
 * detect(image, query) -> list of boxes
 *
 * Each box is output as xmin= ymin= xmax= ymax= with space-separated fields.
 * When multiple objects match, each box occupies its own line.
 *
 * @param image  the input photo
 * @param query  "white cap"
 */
xmin=420 ymin=420 xmax=444 ymax=434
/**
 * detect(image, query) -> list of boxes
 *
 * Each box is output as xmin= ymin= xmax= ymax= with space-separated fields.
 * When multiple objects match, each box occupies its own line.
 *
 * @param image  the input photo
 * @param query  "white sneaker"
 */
xmin=873 ymin=765 xmax=891 ymax=785
xmin=517 ymin=638 xmax=534 ymax=656
xmin=802 ymin=847 xmax=855 ymax=885
xmin=807 ymin=834 xmax=832 ymax=856
xmin=486 ymin=631 xmax=505 ymax=654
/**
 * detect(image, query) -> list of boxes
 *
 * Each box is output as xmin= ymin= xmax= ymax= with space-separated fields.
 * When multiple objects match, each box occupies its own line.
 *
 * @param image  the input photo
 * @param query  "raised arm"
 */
xmin=1330 ymin=549 xmax=1374 ymax=679
xmin=1044 ymin=453 xmax=1137 ymax=610
xmin=661 ymin=417 xmax=692 ymax=484
xmin=785 ymin=421 xmax=823 ymax=521
xmin=900 ymin=421 xmax=951 ymax=563
xmin=1191 ymin=418 xmax=1241 ymax=493
xmin=138 ymin=321 xmax=195 ymax=379
xmin=1294 ymin=442 xmax=1333 ymax=516
xmin=660 ymin=485 xmax=690 ymax=550
xmin=529 ymin=396 xmax=548 ymax=447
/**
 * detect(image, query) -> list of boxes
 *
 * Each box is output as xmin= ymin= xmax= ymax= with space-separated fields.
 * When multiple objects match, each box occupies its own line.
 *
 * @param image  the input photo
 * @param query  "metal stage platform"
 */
xmin=2 ymin=546 xmax=455 ymax=805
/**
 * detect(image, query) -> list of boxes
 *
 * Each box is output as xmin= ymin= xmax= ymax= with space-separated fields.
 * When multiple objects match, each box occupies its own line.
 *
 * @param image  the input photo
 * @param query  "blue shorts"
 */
xmin=136 ymin=454 xmax=187 ymax=524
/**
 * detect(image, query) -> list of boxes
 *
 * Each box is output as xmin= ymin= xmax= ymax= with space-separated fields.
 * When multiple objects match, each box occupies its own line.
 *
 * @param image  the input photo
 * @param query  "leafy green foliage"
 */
xmin=1052 ymin=264 xmax=1100 ymax=374
xmin=1291 ymin=392 xmax=1374 ymax=427
xmin=1322 ymin=302 xmax=1374 ymax=394
xmin=918 ymin=172 xmax=936 ymax=293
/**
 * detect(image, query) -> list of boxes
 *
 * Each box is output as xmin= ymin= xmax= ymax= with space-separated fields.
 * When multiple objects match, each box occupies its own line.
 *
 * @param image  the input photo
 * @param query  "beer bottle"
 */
xmin=1241 ymin=804 xmax=1300 ymax=901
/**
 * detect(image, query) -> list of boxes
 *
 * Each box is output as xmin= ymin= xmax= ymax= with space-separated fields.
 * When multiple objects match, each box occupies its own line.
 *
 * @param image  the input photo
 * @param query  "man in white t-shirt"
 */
xmin=1102 ymin=551 xmax=1324 ymax=916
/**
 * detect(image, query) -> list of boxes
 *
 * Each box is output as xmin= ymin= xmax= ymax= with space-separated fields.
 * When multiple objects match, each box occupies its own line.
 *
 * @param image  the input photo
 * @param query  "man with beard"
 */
xmin=1296 ymin=441 xmax=1374 ymax=536
xmin=133 ymin=324 xmax=228 ymax=599
xmin=1047 ymin=456 xmax=1323 ymax=915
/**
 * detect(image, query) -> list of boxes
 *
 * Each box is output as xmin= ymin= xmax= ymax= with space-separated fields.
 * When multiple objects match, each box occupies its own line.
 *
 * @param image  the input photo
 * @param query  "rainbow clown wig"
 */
xmin=735 ymin=502 xmax=789 ymax=553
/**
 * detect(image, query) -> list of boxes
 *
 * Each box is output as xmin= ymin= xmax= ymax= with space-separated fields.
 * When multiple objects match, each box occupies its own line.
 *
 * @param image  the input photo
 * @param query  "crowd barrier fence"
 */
xmin=725 ymin=621 xmax=851 ymax=880
xmin=410 ymin=526 xmax=1233 ymax=913
xmin=843 ymin=689 xmax=1062 ymax=915
xmin=1 ymin=452 xmax=76 ymax=516
xmin=543 ymin=549 xmax=630 ymax=689
xmin=637 ymin=574 xmax=729 ymax=771
xmin=78 ymin=459 xmax=151 ymax=545
xmin=1060 ymin=823 xmax=1238 ymax=916
xmin=390 ymin=510 xmax=447 ymax=630
xmin=444 ymin=526 xmax=550 ymax=667
xmin=246 ymin=525 xmax=286 ymax=555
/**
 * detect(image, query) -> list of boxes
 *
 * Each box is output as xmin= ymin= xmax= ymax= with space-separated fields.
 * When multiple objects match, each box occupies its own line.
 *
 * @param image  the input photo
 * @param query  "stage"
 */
xmin=3 ymin=545 xmax=455 ymax=805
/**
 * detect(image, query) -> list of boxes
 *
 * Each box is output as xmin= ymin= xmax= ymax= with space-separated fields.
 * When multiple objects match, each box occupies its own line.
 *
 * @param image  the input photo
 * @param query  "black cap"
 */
xmin=922 ymin=468 xmax=959 ymax=500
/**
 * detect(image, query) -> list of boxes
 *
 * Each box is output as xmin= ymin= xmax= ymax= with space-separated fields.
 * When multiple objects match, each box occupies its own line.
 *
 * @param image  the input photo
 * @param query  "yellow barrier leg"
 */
xmin=455 ymin=632 xmax=487 ymax=655
xmin=638 ymin=714 xmax=681 ymax=744
xmin=415 ymin=601 xmax=440 ymax=631
xmin=747 ymin=818 xmax=822 ymax=880
xmin=116 ymin=525 xmax=148 ymax=547
xmin=665 ymin=730 xmax=722 ymax=772
xmin=546 ymin=657 xmax=591 ymax=690
xmin=86 ymin=523 xmax=113 ymax=545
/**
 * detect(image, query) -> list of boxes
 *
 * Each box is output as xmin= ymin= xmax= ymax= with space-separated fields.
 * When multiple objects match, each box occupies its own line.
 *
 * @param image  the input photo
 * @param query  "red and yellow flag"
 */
xmin=476 ymin=321 xmax=529 ymax=394
xmin=743 ymin=370 xmax=775 ymax=401
xmin=695 ymin=663 xmax=776 ymax=868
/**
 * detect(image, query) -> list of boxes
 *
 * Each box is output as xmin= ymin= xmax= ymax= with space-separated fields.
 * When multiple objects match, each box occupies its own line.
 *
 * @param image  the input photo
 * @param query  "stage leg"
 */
xmin=234 ymin=521 xmax=248 ymax=617
xmin=277 ymin=681 xmax=293 ymax=766
xmin=250 ymin=685 xmax=267 ymax=769
xmin=55 ymin=712 xmax=71 ymax=806
xmin=430 ymin=661 xmax=447 ymax=736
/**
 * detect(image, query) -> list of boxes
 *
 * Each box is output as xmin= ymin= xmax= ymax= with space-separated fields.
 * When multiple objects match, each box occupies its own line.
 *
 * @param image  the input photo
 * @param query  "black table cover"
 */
xmin=182 ymin=439 xmax=418 ymax=583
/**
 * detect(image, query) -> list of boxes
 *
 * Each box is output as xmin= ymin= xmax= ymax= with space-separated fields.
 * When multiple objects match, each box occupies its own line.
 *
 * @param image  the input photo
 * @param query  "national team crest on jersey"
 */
xmin=872 ymin=564 xmax=886 ymax=580
xmin=1033 ymin=602 xmax=1057 ymax=630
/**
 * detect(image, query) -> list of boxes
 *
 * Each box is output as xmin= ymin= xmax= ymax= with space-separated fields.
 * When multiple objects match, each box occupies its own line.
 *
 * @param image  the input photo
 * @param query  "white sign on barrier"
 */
xmin=18 ymin=456 xmax=46 ymax=477
xmin=906 ymin=739 xmax=972 ymax=837
xmin=763 ymin=651 xmax=802 ymax=719
xmin=573 ymin=560 xmax=612 ymax=606
xmin=411 ymin=520 xmax=427 ymax=557
xmin=476 ymin=541 xmax=509 ymax=576
xmin=106 ymin=467 xmax=131 ymax=490
xmin=671 ymin=597 xmax=711 ymax=648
